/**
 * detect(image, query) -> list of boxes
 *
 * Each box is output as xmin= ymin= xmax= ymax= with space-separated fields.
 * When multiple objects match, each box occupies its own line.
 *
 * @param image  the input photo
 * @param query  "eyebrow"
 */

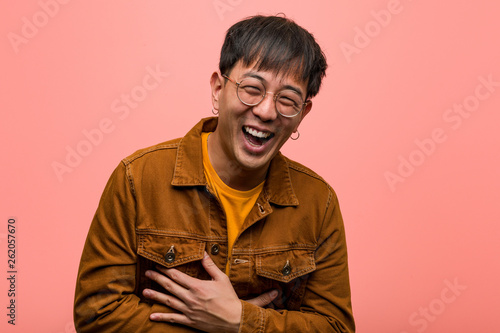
xmin=240 ymin=72 xmax=305 ymax=99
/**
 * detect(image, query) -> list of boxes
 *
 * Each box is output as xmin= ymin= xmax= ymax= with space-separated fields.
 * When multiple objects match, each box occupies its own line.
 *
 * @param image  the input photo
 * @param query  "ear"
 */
xmin=210 ymin=72 xmax=224 ymax=111
xmin=300 ymin=100 xmax=313 ymax=121
xmin=292 ymin=101 xmax=312 ymax=133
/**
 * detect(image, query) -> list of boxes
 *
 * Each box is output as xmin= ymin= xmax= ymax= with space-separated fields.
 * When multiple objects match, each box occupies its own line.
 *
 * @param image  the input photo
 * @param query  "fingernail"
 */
xmin=145 ymin=270 xmax=152 ymax=277
xmin=203 ymin=251 xmax=209 ymax=259
xmin=270 ymin=290 xmax=278 ymax=298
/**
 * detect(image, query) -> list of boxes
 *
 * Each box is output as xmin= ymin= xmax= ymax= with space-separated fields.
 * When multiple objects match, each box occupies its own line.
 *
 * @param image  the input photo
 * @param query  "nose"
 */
xmin=252 ymin=92 xmax=278 ymax=122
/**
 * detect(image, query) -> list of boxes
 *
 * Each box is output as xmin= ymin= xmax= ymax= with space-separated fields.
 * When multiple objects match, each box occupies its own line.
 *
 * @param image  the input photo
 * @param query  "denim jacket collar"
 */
xmin=171 ymin=117 xmax=299 ymax=207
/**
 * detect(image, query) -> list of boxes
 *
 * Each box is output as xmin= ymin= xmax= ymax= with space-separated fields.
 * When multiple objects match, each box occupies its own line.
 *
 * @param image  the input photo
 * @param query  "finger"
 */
xmin=145 ymin=270 xmax=190 ymax=302
xmin=142 ymin=288 xmax=189 ymax=313
xmin=200 ymin=251 xmax=225 ymax=281
xmin=247 ymin=289 xmax=278 ymax=307
xmin=150 ymin=312 xmax=195 ymax=326
xmin=156 ymin=266 xmax=197 ymax=290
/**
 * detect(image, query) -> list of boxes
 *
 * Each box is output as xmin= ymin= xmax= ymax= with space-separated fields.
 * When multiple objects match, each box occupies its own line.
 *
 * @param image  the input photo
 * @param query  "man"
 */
xmin=74 ymin=15 xmax=355 ymax=332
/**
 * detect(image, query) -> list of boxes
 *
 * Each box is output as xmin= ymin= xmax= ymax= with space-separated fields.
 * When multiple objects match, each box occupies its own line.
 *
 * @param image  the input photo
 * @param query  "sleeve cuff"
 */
xmin=238 ymin=300 xmax=266 ymax=333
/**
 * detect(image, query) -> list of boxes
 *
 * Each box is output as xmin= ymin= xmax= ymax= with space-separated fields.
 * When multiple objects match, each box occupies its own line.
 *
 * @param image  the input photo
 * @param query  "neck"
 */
xmin=207 ymin=132 xmax=268 ymax=191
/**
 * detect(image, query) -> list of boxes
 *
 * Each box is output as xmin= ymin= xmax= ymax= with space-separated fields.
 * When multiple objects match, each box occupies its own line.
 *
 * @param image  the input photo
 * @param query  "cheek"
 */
xmin=219 ymin=99 xmax=245 ymax=119
xmin=281 ymin=120 xmax=301 ymax=136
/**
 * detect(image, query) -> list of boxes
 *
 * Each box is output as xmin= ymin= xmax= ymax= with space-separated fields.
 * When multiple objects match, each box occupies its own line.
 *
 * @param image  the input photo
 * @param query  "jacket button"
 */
xmin=165 ymin=245 xmax=176 ymax=263
xmin=282 ymin=260 xmax=292 ymax=276
xmin=165 ymin=252 xmax=175 ymax=263
xmin=211 ymin=244 xmax=220 ymax=255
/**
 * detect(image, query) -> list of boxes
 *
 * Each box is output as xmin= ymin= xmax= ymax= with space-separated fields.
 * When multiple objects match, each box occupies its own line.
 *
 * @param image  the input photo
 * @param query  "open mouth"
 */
xmin=242 ymin=126 xmax=274 ymax=147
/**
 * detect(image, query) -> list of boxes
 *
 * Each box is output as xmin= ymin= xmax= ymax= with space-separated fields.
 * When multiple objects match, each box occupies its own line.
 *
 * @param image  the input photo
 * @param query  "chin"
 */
xmin=237 ymin=152 xmax=274 ymax=172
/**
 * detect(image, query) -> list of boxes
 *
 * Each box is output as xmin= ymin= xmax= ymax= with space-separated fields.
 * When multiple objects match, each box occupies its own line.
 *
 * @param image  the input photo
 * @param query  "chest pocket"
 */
xmin=255 ymin=249 xmax=316 ymax=310
xmin=135 ymin=232 xmax=206 ymax=299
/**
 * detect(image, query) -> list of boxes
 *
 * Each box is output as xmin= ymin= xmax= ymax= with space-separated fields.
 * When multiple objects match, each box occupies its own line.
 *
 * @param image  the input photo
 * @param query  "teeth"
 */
xmin=244 ymin=126 xmax=271 ymax=139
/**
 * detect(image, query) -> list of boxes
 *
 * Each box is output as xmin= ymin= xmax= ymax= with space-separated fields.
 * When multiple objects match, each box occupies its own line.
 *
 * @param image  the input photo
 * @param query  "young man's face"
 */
xmin=210 ymin=61 xmax=312 ymax=176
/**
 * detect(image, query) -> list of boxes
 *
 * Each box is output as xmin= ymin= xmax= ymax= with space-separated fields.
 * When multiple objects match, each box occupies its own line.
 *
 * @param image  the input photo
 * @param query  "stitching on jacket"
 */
xmin=282 ymin=160 xmax=299 ymax=202
xmin=135 ymin=228 xmax=226 ymax=241
xmin=286 ymin=158 xmax=328 ymax=183
xmin=255 ymin=244 xmax=315 ymax=251
xmin=208 ymin=192 xmax=212 ymax=235
xmin=139 ymin=231 xmax=144 ymax=250
xmin=256 ymin=266 xmax=316 ymax=281
xmin=239 ymin=303 xmax=245 ymax=333
xmin=232 ymin=244 xmax=316 ymax=255
xmin=124 ymin=162 xmax=136 ymax=196
xmin=123 ymin=142 xmax=180 ymax=164
xmin=138 ymin=239 xmax=205 ymax=265
xmin=259 ymin=307 xmax=265 ymax=332
xmin=138 ymin=250 xmax=202 ymax=266
xmin=256 ymin=252 xmax=315 ymax=281
xmin=173 ymin=137 xmax=184 ymax=182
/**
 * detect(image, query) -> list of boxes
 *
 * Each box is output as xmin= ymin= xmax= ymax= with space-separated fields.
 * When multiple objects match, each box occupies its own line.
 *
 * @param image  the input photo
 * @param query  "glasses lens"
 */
xmin=237 ymin=78 xmax=265 ymax=105
xmin=276 ymin=90 xmax=304 ymax=117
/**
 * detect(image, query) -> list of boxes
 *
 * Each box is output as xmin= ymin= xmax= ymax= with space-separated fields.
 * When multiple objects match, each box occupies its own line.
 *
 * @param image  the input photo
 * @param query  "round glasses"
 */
xmin=223 ymin=74 xmax=308 ymax=118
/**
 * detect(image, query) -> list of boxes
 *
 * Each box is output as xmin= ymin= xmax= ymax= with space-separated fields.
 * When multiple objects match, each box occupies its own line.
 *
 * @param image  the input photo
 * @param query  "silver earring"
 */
xmin=212 ymin=108 xmax=219 ymax=115
xmin=290 ymin=130 xmax=300 ymax=140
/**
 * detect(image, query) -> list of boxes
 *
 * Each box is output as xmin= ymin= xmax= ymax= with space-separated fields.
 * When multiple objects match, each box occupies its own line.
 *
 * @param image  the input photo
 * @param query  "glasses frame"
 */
xmin=222 ymin=74 xmax=309 ymax=118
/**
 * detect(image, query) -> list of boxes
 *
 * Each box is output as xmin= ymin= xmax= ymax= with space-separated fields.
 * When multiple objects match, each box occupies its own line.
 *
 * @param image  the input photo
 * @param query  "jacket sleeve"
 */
xmin=238 ymin=190 xmax=355 ymax=333
xmin=74 ymin=162 xmax=200 ymax=333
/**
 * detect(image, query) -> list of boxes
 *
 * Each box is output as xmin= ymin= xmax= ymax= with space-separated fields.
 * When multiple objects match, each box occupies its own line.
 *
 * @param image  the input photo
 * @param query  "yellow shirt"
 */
xmin=201 ymin=132 xmax=264 ymax=273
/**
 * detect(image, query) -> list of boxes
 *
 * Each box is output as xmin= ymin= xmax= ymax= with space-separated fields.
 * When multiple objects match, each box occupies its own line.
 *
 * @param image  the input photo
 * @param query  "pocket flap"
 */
xmin=256 ymin=249 xmax=316 ymax=283
xmin=137 ymin=233 xmax=205 ymax=268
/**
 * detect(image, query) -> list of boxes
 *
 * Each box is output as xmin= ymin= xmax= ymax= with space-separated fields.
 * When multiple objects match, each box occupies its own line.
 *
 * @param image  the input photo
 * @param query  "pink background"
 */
xmin=2 ymin=1 xmax=499 ymax=332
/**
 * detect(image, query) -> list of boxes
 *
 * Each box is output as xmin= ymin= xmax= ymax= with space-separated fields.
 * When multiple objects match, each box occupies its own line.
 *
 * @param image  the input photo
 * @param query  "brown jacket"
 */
xmin=74 ymin=117 xmax=355 ymax=332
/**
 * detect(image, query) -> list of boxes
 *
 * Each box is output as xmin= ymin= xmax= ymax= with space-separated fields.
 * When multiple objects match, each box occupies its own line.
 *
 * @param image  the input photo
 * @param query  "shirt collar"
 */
xmin=172 ymin=117 xmax=299 ymax=206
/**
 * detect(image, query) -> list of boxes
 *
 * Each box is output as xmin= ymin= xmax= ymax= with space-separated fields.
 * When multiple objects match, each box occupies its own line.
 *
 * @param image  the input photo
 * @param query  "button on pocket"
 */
xmin=256 ymin=249 xmax=316 ymax=283
xmin=211 ymin=243 xmax=220 ymax=255
xmin=137 ymin=232 xmax=205 ymax=268
xmin=164 ymin=245 xmax=176 ymax=263
xmin=282 ymin=260 xmax=292 ymax=276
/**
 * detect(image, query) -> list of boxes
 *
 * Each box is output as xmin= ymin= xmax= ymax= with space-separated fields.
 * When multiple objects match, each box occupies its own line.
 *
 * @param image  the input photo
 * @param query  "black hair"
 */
xmin=219 ymin=15 xmax=327 ymax=99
